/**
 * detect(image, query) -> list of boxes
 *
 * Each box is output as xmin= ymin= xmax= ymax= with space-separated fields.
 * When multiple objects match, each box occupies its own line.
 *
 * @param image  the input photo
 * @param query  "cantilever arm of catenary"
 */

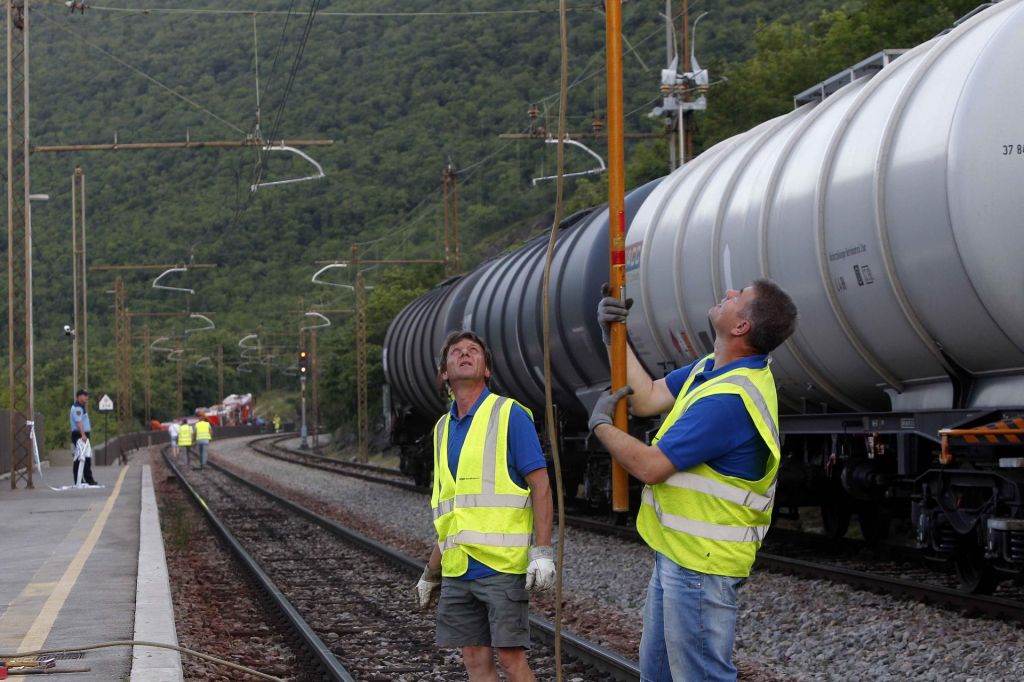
xmin=195 ymin=356 xmax=212 ymax=368
xmin=152 ymin=267 xmax=195 ymax=295
xmin=250 ymin=145 xmax=325 ymax=192
xmin=311 ymin=263 xmax=352 ymax=289
xmin=238 ymin=333 xmax=260 ymax=349
xmin=166 ymin=349 xmax=184 ymax=362
xmin=532 ymin=138 xmax=606 ymax=186
xmin=300 ymin=311 xmax=330 ymax=331
xmin=185 ymin=313 xmax=215 ymax=334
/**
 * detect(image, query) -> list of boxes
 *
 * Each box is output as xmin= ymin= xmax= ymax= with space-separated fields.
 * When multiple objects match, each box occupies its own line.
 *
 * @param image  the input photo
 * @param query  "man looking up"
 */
xmin=416 ymin=330 xmax=555 ymax=682
xmin=590 ymin=279 xmax=798 ymax=682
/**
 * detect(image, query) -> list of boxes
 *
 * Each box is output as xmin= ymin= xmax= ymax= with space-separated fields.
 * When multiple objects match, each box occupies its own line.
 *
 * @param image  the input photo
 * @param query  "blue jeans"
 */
xmin=197 ymin=441 xmax=209 ymax=467
xmin=639 ymin=553 xmax=745 ymax=682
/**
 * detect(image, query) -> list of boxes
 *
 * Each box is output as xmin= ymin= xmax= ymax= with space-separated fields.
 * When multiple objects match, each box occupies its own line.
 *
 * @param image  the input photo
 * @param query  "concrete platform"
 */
xmin=0 ymin=453 xmax=181 ymax=680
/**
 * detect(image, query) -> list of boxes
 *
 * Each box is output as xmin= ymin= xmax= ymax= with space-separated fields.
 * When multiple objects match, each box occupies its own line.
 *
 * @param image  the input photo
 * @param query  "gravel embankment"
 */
xmin=208 ymin=437 xmax=1024 ymax=681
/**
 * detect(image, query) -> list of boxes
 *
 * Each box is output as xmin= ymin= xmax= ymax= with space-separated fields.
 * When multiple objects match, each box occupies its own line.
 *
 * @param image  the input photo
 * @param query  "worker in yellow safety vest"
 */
xmin=176 ymin=419 xmax=194 ymax=467
xmin=415 ymin=330 xmax=554 ymax=682
xmin=195 ymin=414 xmax=213 ymax=470
xmin=590 ymin=279 xmax=798 ymax=682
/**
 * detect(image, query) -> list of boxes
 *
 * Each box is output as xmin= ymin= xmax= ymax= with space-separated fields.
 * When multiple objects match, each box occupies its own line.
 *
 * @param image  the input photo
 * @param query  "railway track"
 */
xmin=247 ymin=436 xmax=1024 ymax=625
xmin=172 ymin=443 xmax=642 ymax=681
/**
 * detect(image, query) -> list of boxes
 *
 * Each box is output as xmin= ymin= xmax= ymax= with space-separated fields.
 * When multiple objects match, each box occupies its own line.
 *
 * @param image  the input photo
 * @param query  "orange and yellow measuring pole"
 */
xmin=605 ymin=0 xmax=629 ymax=512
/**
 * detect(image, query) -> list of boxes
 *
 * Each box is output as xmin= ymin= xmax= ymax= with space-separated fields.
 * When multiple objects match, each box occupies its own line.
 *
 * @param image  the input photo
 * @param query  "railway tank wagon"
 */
xmin=384 ymin=0 xmax=1024 ymax=592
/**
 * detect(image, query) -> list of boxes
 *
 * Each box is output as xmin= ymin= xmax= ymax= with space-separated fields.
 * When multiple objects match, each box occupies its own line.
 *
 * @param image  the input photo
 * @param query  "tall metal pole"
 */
xmin=681 ymin=0 xmax=693 ymax=162
xmin=7 ymin=1 xmax=33 ymax=488
xmin=299 ymin=376 xmax=308 ymax=449
xmin=442 ymin=167 xmax=451 ymax=276
xmin=665 ymin=0 xmax=678 ymax=170
xmin=175 ymin=342 xmax=183 ymax=417
xmin=73 ymin=166 xmax=88 ymax=390
xmin=353 ymin=245 xmax=368 ymax=463
xmin=605 ymin=0 xmax=629 ymax=511
xmin=310 ymin=328 xmax=319 ymax=449
xmin=144 ymin=325 xmax=151 ymax=429
xmin=217 ymin=344 xmax=224 ymax=402
xmin=114 ymin=277 xmax=131 ymax=434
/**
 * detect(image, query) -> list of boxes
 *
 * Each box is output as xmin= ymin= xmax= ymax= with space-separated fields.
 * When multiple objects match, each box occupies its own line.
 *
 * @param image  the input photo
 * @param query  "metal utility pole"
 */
xmin=71 ymin=166 xmax=88 ymax=393
xmin=7 ymin=0 xmax=33 ymax=488
xmin=175 ymin=340 xmax=184 ymax=417
xmin=310 ymin=329 xmax=319 ymax=448
xmin=442 ymin=163 xmax=460 ymax=276
xmin=353 ymin=246 xmax=368 ymax=462
xmin=217 ymin=344 xmax=224 ymax=403
xmin=605 ymin=0 xmax=630 ymax=512
xmin=114 ymin=277 xmax=132 ymax=435
xmin=143 ymin=325 xmax=151 ymax=429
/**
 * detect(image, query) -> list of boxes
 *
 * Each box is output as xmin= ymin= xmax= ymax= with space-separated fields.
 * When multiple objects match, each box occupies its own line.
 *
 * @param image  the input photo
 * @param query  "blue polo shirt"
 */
xmin=655 ymin=355 xmax=770 ymax=481
xmin=69 ymin=403 xmax=91 ymax=433
xmin=445 ymin=388 xmax=546 ymax=580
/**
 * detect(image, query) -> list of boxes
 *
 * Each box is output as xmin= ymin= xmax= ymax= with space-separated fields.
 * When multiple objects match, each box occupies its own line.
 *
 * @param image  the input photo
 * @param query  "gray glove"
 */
xmin=597 ymin=283 xmax=633 ymax=345
xmin=589 ymin=386 xmax=634 ymax=433
xmin=416 ymin=565 xmax=441 ymax=610
xmin=525 ymin=546 xmax=556 ymax=592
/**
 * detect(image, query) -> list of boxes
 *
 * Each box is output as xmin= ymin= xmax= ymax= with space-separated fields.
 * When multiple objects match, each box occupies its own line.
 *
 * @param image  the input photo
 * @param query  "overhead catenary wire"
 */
xmin=87 ymin=4 xmax=593 ymax=18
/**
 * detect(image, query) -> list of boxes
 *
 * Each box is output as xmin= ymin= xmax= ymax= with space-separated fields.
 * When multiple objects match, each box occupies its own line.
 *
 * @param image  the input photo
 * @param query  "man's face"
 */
xmin=442 ymin=338 xmax=490 ymax=388
xmin=78 ymin=394 xmax=88 ymax=406
xmin=709 ymin=286 xmax=756 ymax=336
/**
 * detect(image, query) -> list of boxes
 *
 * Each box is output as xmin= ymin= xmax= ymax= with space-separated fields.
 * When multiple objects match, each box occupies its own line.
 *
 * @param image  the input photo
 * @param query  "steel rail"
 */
xmin=227 ymin=443 xmax=643 ymax=681
xmin=161 ymin=448 xmax=356 ymax=682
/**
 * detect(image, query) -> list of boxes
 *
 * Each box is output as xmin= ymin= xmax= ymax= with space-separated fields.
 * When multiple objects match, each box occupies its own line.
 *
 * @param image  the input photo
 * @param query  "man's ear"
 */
xmin=732 ymin=317 xmax=751 ymax=337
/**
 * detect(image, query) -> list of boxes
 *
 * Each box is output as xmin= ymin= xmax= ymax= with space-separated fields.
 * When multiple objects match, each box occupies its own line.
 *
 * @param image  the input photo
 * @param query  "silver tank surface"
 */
xmin=626 ymin=0 xmax=1024 ymax=412
xmin=384 ymin=180 xmax=660 ymax=420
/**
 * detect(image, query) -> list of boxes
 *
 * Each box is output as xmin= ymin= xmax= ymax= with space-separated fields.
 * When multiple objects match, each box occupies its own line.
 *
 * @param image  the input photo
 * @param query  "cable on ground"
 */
xmin=0 ymin=640 xmax=283 ymax=681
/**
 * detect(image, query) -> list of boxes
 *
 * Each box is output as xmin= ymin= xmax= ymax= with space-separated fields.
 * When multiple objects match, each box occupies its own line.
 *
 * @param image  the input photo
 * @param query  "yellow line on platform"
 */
xmin=18 ymin=465 xmax=131 ymax=652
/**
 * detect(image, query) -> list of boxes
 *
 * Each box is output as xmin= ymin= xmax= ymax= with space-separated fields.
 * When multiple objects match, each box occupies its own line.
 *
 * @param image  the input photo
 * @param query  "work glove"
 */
xmin=416 ymin=565 xmax=442 ymax=610
xmin=597 ymin=283 xmax=633 ymax=345
xmin=588 ymin=386 xmax=634 ymax=434
xmin=525 ymin=546 xmax=556 ymax=592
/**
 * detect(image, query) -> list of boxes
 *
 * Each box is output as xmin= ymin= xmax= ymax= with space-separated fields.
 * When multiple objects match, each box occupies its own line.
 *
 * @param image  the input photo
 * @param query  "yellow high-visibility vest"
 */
xmin=195 ymin=420 xmax=212 ymax=441
xmin=636 ymin=354 xmax=781 ymax=578
xmin=431 ymin=393 xmax=534 ymax=577
xmin=177 ymin=424 xmax=194 ymax=446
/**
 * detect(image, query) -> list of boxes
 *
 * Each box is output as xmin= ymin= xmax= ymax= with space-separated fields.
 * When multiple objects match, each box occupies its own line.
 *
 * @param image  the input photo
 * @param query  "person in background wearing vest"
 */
xmin=195 ymin=413 xmax=212 ymax=470
xmin=273 ymin=415 xmax=281 ymax=433
xmin=591 ymin=279 xmax=798 ymax=682
xmin=176 ymin=418 xmax=194 ymax=467
xmin=415 ymin=330 xmax=555 ymax=682
xmin=69 ymin=389 xmax=99 ymax=486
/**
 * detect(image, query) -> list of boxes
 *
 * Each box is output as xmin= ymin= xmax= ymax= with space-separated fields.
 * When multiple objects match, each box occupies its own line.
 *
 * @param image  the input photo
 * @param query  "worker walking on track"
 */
xmin=176 ymin=418 xmax=194 ymax=468
xmin=590 ymin=279 xmax=798 ymax=682
xmin=168 ymin=420 xmax=180 ymax=461
xmin=416 ymin=330 xmax=555 ymax=682
xmin=195 ymin=413 xmax=213 ymax=470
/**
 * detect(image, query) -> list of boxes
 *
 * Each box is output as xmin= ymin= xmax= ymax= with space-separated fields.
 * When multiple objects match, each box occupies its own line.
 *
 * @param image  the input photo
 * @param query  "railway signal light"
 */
xmin=298 ymin=349 xmax=309 ymax=375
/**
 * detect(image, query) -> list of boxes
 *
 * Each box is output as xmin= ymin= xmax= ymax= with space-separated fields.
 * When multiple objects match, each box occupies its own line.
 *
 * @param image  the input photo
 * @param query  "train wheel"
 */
xmin=821 ymin=500 xmax=851 ymax=539
xmin=954 ymin=546 xmax=999 ymax=594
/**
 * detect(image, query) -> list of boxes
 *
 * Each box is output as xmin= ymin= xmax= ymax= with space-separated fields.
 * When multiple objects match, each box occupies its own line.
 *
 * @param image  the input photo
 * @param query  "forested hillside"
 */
xmin=1 ymin=0 xmax=978 ymax=446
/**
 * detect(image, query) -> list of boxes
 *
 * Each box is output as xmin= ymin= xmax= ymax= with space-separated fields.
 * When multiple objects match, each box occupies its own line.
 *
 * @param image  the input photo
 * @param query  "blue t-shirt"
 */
xmin=69 ymin=403 xmax=91 ymax=433
xmin=444 ymin=388 xmax=546 ymax=580
xmin=655 ymin=355 xmax=770 ymax=480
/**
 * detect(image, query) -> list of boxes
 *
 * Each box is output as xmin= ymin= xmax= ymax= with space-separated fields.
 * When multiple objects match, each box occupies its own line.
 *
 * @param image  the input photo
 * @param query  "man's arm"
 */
xmin=592 ymin=422 xmax=677 ymax=484
xmin=616 ymin=344 xmax=676 ymax=417
xmin=73 ymin=408 xmax=87 ymax=439
xmin=426 ymin=541 xmax=441 ymax=571
xmin=525 ymin=467 xmax=552 ymax=547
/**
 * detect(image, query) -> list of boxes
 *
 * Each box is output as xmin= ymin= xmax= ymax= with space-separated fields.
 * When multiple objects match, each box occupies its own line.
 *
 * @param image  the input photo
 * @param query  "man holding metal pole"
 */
xmin=591 ymin=279 xmax=797 ymax=682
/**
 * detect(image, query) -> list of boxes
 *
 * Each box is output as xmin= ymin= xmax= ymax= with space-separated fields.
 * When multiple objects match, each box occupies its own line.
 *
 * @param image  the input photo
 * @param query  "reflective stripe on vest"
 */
xmin=177 ymin=426 xmax=193 ymax=446
xmin=638 ymin=354 xmax=781 ymax=578
xmin=430 ymin=394 xmax=534 ymax=576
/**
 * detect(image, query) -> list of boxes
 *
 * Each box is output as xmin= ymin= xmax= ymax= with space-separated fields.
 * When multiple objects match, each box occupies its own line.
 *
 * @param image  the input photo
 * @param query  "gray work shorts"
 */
xmin=435 ymin=572 xmax=531 ymax=649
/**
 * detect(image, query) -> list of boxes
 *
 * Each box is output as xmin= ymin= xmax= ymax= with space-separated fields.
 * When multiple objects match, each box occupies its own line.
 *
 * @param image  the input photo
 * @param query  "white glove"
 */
xmin=525 ymin=546 xmax=556 ymax=592
xmin=416 ymin=565 xmax=441 ymax=610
